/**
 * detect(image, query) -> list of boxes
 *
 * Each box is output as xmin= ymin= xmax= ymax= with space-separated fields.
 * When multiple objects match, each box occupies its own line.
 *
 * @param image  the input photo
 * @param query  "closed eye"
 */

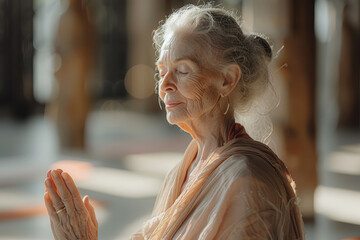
xmin=176 ymin=64 xmax=191 ymax=75
xmin=176 ymin=69 xmax=189 ymax=75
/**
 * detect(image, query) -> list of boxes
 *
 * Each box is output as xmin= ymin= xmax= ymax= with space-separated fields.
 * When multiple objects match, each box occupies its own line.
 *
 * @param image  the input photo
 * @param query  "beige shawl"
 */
xmin=130 ymin=125 xmax=304 ymax=239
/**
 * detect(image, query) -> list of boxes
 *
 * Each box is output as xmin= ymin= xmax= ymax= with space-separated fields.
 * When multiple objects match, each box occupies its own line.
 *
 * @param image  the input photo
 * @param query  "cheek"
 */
xmin=202 ymin=85 xmax=219 ymax=106
xmin=179 ymin=74 xmax=206 ymax=101
xmin=184 ymin=81 xmax=220 ymax=113
xmin=207 ymin=85 xmax=219 ymax=98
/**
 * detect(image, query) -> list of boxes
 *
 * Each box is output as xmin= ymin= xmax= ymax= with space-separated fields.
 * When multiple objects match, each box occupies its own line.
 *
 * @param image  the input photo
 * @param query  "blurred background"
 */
xmin=0 ymin=0 xmax=359 ymax=239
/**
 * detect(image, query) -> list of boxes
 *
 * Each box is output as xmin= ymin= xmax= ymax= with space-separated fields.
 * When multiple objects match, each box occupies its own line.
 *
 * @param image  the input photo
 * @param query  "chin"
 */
xmin=166 ymin=111 xmax=186 ymax=125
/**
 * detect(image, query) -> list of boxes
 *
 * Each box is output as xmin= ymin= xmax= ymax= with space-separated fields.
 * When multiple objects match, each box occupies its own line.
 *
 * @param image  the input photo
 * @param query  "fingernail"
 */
xmin=46 ymin=170 xmax=51 ymax=178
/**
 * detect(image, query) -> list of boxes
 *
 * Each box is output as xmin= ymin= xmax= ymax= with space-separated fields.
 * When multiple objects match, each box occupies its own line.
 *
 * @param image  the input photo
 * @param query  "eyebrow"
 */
xmin=156 ymin=56 xmax=199 ymax=66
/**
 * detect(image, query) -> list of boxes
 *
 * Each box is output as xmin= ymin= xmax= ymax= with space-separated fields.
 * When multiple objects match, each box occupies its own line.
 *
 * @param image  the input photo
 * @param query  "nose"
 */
xmin=159 ymin=72 xmax=176 ymax=93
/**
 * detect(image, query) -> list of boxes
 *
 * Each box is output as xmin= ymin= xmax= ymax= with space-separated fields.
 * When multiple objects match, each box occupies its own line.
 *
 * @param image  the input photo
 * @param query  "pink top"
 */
xmin=131 ymin=124 xmax=304 ymax=239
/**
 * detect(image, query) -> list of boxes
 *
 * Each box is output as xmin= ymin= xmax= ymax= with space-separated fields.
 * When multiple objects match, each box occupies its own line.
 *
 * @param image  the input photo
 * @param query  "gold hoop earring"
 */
xmin=223 ymin=97 xmax=230 ymax=115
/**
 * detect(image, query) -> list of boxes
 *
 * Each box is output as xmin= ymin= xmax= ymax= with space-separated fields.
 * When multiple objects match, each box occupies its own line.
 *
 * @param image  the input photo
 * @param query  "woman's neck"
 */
xmin=184 ymin=113 xmax=234 ymax=162
xmin=178 ymin=112 xmax=234 ymax=193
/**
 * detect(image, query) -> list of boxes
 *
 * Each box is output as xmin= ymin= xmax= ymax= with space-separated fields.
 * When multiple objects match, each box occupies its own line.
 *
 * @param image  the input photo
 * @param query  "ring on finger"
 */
xmin=56 ymin=207 xmax=66 ymax=215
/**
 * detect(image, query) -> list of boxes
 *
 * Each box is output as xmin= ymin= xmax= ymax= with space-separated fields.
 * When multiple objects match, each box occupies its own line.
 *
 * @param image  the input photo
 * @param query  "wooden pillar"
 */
xmin=281 ymin=0 xmax=318 ymax=218
xmin=46 ymin=0 xmax=96 ymax=150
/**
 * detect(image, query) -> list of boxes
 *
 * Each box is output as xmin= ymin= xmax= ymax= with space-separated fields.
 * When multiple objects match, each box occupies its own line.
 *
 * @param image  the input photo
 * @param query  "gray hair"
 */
xmin=153 ymin=3 xmax=275 ymax=143
xmin=153 ymin=3 xmax=272 ymax=112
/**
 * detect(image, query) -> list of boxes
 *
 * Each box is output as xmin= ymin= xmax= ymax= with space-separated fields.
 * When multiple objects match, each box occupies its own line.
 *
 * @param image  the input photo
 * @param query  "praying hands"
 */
xmin=44 ymin=169 xmax=98 ymax=240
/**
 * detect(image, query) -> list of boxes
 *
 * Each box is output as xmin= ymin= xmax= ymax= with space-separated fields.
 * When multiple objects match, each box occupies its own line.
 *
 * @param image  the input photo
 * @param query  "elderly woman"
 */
xmin=44 ymin=4 xmax=305 ymax=240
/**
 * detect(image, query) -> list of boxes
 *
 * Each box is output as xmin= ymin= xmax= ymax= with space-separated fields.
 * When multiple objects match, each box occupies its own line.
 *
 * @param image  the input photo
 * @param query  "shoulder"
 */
xmin=222 ymin=137 xmax=286 ymax=178
xmin=217 ymin=141 xmax=288 ymax=192
xmin=219 ymin=138 xmax=296 ymax=199
xmin=217 ymin=147 xmax=277 ymax=182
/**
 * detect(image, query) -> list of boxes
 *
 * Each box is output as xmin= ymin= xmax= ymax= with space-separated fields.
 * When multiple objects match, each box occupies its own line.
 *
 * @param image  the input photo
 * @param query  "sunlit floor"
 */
xmin=0 ymin=107 xmax=359 ymax=239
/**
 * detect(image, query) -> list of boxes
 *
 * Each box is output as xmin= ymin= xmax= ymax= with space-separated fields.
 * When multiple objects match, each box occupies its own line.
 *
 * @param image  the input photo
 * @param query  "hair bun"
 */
xmin=251 ymin=35 xmax=272 ymax=59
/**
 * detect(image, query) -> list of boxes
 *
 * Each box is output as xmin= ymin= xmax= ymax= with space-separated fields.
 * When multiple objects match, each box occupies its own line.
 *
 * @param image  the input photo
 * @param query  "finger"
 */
xmin=83 ymin=195 xmax=98 ymax=226
xmin=61 ymin=172 xmax=86 ymax=213
xmin=53 ymin=170 xmax=88 ymax=239
xmin=47 ymin=169 xmax=62 ymax=194
xmin=45 ymin=193 xmax=62 ymax=240
xmin=45 ymin=177 xmax=65 ymax=212
xmin=51 ymin=170 xmax=78 ymax=217
xmin=44 ymin=192 xmax=59 ymax=224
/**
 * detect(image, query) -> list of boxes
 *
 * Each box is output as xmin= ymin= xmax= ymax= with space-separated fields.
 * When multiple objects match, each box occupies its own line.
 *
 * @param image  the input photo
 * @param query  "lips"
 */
xmin=165 ymin=101 xmax=181 ymax=109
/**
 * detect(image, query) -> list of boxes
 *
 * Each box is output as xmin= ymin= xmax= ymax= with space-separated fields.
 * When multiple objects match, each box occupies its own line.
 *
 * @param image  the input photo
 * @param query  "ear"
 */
xmin=220 ymin=63 xmax=241 ymax=97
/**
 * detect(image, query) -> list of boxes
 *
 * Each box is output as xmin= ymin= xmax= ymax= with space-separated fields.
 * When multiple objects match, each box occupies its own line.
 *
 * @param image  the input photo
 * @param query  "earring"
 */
xmin=223 ymin=96 xmax=230 ymax=115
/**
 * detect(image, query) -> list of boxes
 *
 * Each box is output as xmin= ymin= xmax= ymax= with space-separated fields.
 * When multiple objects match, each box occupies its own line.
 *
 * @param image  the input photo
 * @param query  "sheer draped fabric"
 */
xmin=130 ymin=125 xmax=304 ymax=240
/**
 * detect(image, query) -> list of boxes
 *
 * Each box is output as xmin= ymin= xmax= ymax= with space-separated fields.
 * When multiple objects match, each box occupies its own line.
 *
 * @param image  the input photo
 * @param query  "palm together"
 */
xmin=44 ymin=169 xmax=98 ymax=239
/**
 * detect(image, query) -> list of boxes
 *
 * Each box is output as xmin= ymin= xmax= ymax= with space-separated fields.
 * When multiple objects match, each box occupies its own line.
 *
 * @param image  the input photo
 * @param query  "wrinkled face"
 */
xmin=157 ymin=31 xmax=222 ymax=125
